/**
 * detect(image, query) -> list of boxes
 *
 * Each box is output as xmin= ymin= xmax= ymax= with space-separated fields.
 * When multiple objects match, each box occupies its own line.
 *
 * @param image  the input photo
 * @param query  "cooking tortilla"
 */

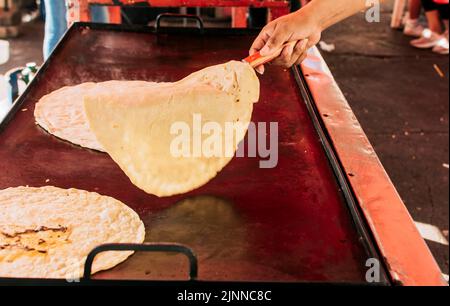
xmin=34 ymin=81 xmax=158 ymax=151
xmin=84 ymin=61 xmax=260 ymax=197
xmin=0 ymin=186 xmax=145 ymax=279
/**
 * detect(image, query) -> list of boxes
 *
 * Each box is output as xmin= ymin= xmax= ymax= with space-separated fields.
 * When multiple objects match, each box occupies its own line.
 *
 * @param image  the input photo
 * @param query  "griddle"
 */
xmin=0 ymin=21 xmax=389 ymax=285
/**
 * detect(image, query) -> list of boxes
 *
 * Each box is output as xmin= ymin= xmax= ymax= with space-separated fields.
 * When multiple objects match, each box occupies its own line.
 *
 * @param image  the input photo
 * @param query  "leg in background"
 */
xmin=425 ymin=10 xmax=443 ymax=33
xmin=404 ymin=0 xmax=425 ymax=36
xmin=438 ymin=4 xmax=449 ymax=32
xmin=422 ymin=0 xmax=443 ymax=33
xmin=443 ymin=18 xmax=449 ymax=33
xmin=391 ymin=0 xmax=407 ymax=28
xmin=43 ymin=0 xmax=68 ymax=60
xmin=411 ymin=0 xmax=448 ymax=53
xmin=432 ymin=4 xmax=449 ymax=54
xmin=408 ymin=0 xmax=422 ymax=19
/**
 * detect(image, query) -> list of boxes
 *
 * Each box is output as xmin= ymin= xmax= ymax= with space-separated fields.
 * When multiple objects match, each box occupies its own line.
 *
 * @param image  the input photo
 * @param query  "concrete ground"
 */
xmin=0 ymin=1 xmax=448 ymax=278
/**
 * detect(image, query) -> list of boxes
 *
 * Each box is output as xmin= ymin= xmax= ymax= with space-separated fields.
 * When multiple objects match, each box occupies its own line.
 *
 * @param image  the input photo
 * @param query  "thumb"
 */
xmin=260 ymin=26 xmax=288 ymax=56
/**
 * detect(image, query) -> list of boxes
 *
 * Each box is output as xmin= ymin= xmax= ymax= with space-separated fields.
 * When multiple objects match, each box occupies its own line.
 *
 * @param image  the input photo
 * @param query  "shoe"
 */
xmin=402 ymin=12 xmax=410 ymax=26
xmin=410 ymin=29 xmax=442 ymax=49
xmin=404 ymin=19 xmax=425 ymax=37
xmin=432 ymin=33 xmax=449 ymax=55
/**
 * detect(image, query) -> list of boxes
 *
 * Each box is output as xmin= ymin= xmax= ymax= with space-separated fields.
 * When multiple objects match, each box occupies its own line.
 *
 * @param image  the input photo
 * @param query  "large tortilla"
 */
xmin=34 ymin=81 xmax=158 ymax=151
xmin=84 ymin=61 xmax=260 ymax=197
xmin=0 ymin=186 xmax=145 ymax=279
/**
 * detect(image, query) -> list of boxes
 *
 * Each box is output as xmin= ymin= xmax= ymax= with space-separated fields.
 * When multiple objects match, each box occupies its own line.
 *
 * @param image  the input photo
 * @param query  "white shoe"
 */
xmin=410 ymin=29 xmax=442 ymax=48
xmin=432 ymin=33 xmax=449 ymax=55
xmin=402 ymin=12 xmax=410 ymax=26
xmin=404 ymin=19 xmax=425 ymax=37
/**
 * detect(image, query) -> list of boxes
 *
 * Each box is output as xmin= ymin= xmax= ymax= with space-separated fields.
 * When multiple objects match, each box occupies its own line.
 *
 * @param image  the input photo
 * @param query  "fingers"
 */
xmin=249 ymin=23 xmax=276 ymax=75
xmin=291 ymin=39 xmax=309 ymax=66
xmin=307 ymin=31 xmax=321 ymax=49
xmin=255 ymin=65 xmax=265 ymax=75
xmin=253 ymin=41 xmax=307 ymax=73
xmin=295 ymin=52 xmax=308 ymax=66
xmin=272 ymin=41 xmax=295 ymax=67
xmin=260 ymin=23 xmax=290 ymax=56
xmin=273 ymin=39 xmax=309 ymax=68
xmin=249 ymin=23 xmax=274 ymax=56
xmin=249 ymin=13 xmax=318 ymax=71
xmin=250 ymin=33 xmax=267 ymax=56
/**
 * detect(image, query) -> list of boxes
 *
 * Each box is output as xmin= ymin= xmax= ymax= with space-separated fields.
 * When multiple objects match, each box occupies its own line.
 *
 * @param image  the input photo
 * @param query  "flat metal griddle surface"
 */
xmin=0 ymin=24 xmax=371 ymax=283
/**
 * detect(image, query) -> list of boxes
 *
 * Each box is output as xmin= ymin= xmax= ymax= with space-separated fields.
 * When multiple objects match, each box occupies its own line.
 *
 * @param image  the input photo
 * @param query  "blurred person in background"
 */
xmin=410 ymin=0 xmax=449 ymax=54
xmin=42 ymin=1 xmax=109 ymax=60
xmin=42 ymin=0 xmax=66 ymax=60
xmin=403 ymin=0 xmax=425 ymax=36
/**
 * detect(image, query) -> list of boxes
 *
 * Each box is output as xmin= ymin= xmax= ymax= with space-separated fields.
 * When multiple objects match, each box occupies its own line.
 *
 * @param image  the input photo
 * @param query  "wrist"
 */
xmin=295 ymin=5 xmax=324 ymax=33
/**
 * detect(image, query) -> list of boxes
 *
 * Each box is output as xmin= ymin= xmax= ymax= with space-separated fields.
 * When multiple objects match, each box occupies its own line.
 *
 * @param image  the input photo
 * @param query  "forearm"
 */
xmin=300 ymin=0 xmax=371 ymax=31
xmin=250 ymin=0 xmax=382 ymax=70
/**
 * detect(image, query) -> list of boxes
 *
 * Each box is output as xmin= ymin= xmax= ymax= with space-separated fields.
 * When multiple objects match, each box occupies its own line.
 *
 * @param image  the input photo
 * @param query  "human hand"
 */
xmin=249 ymin=10 xmax=322 ymax=74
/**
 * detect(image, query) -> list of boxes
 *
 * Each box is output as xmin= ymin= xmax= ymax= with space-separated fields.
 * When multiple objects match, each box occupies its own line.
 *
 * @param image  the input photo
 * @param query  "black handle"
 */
xmin=83 ymin=243 xmax=198 ymax=281
xmin=156 ymin=13 xmax=204 ymax=33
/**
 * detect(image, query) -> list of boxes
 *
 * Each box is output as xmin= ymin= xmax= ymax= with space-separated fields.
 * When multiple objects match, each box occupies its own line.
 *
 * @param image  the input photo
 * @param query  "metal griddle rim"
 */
xmin=292 ymin=66 xmax=392 ymax=286
xmin=0 ymin=22 xmax=390 ymax=285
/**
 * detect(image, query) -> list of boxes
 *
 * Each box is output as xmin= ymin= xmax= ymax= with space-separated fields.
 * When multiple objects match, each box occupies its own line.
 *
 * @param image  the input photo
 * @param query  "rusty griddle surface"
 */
xmin=0 ymin=25 xmax=372 ymax=282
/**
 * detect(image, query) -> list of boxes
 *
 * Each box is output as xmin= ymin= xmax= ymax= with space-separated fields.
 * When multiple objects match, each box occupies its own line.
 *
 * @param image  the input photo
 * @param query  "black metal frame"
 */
xmin=83 ymin=243 xmax=198 ymax=281
xmin=155 ymin=13 xmax=205 ymax=33
xmin=0 ymin=21 xmax=391 ymax=286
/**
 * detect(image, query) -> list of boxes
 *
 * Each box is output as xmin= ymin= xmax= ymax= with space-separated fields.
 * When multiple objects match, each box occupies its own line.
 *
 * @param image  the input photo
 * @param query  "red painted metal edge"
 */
xmin=67 ymin=0 xmax=290 ymax=26
xmin=90 ymin=0 xmax=290 ymax=8
xmin=301 ymin=48 xmax=447 ymax=286
xmin=231 ymin=7 xmax=248 ymax=28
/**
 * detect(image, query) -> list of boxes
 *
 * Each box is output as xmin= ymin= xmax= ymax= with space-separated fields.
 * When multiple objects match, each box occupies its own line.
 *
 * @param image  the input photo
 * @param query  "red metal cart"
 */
xmin=66 ymin=0 xmax=291 ymax=27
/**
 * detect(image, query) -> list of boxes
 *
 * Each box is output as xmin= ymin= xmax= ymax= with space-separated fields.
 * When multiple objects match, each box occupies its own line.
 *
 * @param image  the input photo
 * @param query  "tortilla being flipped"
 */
xmin=34 ymin=81 xmax=160 ymax=152
xmin=0 ymin=186 xmax=145 ymax=279
xmin=84 ymin=61 xmax=260 ymax=197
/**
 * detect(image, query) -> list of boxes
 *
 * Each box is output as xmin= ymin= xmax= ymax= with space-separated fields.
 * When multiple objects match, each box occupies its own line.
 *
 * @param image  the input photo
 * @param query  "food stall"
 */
xmin=0 ymin=3 xmax=446 ymax=286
